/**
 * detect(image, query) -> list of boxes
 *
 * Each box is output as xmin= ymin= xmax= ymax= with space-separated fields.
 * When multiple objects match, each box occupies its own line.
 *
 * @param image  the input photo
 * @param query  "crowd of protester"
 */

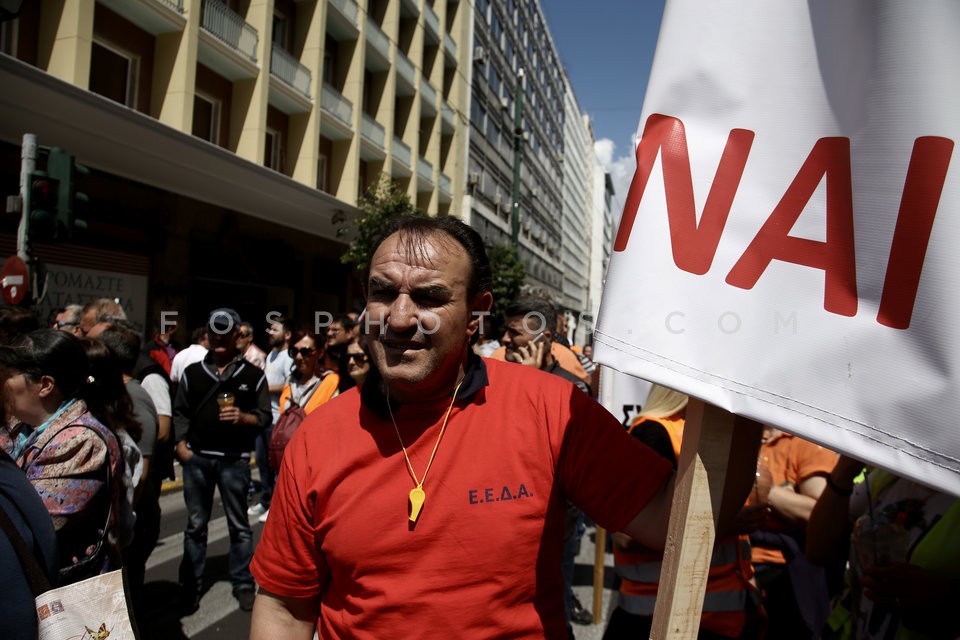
xmin=0 ymin=280 xmax=957 ymax=639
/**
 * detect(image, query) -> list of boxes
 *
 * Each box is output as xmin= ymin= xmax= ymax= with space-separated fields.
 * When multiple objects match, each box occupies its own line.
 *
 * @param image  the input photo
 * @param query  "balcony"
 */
xmin=320 ymin=83 xmax=354 ymax=140
xmin=271 ymin=45 xmax=311 ymax=96
xmin=399 ymin=0 xmax=418 ymax=18
xmin=439 ymin=172 xmax=452 ymax=200
xmin=200 ymin=0 xmax=257 ymax=63
xmin=420 ymin=78 xmax=437 ymax=117
xmin=440 ymin=102 xmax=455 ymax=134
xmin=269 ymin=45 xmax=312 ymax=114
xmin=97 ymin=0 xmax=185 ymax=35
xmin=423 ymin=3 xmax=440 ymax=44
xmin=395 ymin=51 xmax=416 ymax=96
xmin=360 ymin=113 xmax=386 ymax=160
xmin=417 ymin=156 xmax=434 ymax=191
xmin=327 ymin=0 xmax=360 ymax=41
xmin=390 ymin=137 xmax=413 ymax=178
xmin=365 ymin=18 xmax=390 ymax=72
xmin=393 ymin=138 xmax=413 ymax=175
xmin=443 ymin=32 xmax=457 ymax=65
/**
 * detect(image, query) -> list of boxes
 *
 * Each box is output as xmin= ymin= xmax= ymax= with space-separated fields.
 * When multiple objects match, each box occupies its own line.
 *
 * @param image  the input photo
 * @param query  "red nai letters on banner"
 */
xmin=614 ymin=114 xmax=954 ymax=330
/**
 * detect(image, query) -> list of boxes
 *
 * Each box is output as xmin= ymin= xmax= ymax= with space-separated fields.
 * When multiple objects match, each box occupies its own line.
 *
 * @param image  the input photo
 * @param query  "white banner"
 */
xmin=598 ymin=366 xmax=652 ymax=431
xmin=595 ymin=1 xmax=960 ymax=496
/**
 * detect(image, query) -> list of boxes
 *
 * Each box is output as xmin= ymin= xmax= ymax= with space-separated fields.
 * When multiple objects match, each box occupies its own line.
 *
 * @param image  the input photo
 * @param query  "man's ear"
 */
xmin=542 ymin=327 xmax=553 ymax=343
xmin=467 ymin=291 xmax=494 ymax=337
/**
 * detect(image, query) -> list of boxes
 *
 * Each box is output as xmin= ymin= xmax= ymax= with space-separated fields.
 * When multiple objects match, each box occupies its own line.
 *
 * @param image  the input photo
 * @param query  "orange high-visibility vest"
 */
xmin=278 ymin=372 xmax=340 ymax=417
xmin=614 ymin=415 xmax=758 ymax=638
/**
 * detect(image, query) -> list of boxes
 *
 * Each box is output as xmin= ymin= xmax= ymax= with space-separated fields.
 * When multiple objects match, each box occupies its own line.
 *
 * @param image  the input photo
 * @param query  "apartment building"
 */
xmin=589 ymin=166 xmax=615 ymax=339
xmin=559 ymin=89 xmax=593 ymax=346
xmin=0 ymin=0 xmax=469 ymax=331
xmin=462 ymin=0 xmax=569 ymax=301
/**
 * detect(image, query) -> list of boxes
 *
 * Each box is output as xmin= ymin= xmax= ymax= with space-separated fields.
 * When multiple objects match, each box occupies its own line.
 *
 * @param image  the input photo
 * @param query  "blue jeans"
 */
xmin=253 ymin=424 xmax=275 ymax=509
xmin=179 ymin=453 xmax=254 ymax=594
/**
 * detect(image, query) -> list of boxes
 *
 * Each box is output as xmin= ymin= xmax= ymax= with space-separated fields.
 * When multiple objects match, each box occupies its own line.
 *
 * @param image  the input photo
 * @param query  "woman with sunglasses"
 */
xmin=276 ymin=329 xmax=340 ymax=433
xmin=345 ymin=337 xmax=371 ymax=387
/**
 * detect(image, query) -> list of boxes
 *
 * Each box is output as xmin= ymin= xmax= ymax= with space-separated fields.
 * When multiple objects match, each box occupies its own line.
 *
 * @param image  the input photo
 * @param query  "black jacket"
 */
xmin=173 ymin=355 xmax=271 ymax=456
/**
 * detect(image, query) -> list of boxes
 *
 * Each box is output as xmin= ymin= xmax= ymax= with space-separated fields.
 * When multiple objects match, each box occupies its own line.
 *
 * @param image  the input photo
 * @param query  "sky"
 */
xmin=539 ymin=0 xmax=666 ymax=212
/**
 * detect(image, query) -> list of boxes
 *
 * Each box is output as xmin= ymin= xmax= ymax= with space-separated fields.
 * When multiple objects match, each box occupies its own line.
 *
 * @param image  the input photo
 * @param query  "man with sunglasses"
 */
xmin=237 ymin=321 xmax=266 ymax=369
xmin=249 ymin=316 xmax=294 ymax=521
xmin=52 ymin=304 xmax=84 ymax=336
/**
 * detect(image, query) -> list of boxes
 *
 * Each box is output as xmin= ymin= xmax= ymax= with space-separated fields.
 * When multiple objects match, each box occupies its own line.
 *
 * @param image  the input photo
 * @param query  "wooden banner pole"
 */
xmin=649 ymin=399 xmax=753 ymax=639
xmin=592 ymin=525 xmax=606 ymax=625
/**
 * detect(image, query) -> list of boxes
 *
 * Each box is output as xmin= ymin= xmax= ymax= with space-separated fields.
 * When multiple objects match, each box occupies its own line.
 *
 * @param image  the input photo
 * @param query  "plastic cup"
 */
xmin=217 ymin=392 xmax=235 ymax=410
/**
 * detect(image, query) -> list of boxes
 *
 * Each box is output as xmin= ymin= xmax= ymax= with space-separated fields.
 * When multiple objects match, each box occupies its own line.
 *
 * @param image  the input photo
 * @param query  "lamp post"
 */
xmin=511 ymin=68 xmax=524 ymax=249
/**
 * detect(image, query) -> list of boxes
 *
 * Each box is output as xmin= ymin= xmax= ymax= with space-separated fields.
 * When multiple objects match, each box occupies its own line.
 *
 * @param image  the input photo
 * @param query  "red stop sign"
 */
xmin=1 ymin=256 xmax=29 ymax=305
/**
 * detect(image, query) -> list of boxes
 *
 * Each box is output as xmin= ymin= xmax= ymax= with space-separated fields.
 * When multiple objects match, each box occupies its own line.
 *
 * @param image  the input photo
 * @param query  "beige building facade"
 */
xmin=0 ymin=0 xmax=471 ymax=333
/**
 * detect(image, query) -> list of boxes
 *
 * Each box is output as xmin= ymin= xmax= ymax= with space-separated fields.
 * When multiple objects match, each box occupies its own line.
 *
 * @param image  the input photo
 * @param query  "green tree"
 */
xmin=486 ymin=244 xmax=526 ymax=338
xmin=338 ymin=174 xmax=421 ymax=270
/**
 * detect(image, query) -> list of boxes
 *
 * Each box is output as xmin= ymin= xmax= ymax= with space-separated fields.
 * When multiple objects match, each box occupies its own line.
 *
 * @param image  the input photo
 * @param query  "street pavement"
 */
xmin=144 ymin=465 xmax=620 ymax=639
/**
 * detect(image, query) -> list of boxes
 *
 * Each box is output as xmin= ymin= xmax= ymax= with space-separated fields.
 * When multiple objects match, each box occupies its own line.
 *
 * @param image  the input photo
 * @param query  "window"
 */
xmin=488 ymin=64 xmax=501 ymax=97
xmin=323 ymin=35 xmax=337 ymax=86
xmin=272 ymin=11 xmax=289 ymax=50
xmin=317 ymin=154 xmax=329 ymax=193
xmin=90 ymin=40 xmax=138 ymax=108
xmin=192 ymin=92 xmax=221 ymax=144
xmin=490 ymin=12 xmax=502 ymax=47
xmin=0 ymin=18 xmax=16 ymax=56
xmin=264 ymin=128 xmax=282 ymax=171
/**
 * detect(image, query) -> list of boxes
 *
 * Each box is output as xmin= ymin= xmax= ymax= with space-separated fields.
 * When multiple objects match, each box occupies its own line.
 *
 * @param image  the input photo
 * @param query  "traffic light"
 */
xmin=27 ymin=147 xmax=88 ymax=242
xmin=27 ymin=172 xmax=58 ymax=239
xmin=46 ymin=147 xmax=89 ymax=239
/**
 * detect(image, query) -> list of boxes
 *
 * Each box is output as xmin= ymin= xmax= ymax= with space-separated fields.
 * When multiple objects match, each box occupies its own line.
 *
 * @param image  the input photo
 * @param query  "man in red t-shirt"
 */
xmin=249 ymin=215 xmax=759 ymax=639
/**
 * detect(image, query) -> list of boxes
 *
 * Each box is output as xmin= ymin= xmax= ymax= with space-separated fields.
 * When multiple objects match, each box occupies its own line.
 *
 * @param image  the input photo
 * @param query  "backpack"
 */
xmin=268 ymin=404 xmax=307 ymax=471
xmin=268 ymin=377 xmax=322 ymax=471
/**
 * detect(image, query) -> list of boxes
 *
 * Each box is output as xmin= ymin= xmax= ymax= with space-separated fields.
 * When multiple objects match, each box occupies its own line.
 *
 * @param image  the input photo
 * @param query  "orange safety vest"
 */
xmin=614 ymin=416 xmax=758 ymax=638
xmin=278 ymin=371 xmax=340 ymax=416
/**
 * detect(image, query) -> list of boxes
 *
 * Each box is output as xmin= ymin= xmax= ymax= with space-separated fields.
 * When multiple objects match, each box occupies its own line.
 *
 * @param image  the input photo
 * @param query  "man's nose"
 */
xmin=387 ymin=296 xmax=419 ymax=331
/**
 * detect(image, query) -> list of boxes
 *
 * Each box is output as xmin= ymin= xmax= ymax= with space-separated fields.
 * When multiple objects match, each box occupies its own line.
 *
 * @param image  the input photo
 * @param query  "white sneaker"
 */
xmin=247 ymin=503 xmax=266 ymax=517
xmin=258 ymin=509 xmax=269 ymax=523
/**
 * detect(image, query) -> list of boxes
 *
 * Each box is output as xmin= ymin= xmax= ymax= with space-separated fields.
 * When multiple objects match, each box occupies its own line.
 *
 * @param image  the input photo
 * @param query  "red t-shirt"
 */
xmin=251 ymin=358 xmax=672 ymax=639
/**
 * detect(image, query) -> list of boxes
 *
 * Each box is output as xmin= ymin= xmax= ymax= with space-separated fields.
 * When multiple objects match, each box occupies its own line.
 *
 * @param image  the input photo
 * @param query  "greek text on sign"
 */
xmin=615 ymin=115 xmax=953 ymax=330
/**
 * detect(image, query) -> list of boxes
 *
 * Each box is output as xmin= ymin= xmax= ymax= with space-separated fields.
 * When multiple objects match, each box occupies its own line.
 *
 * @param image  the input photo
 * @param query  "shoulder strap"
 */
xmin=0 ymin=487 xmax=53 ymax=596
xmin=195 ymin=374 xmax=223 ymax=414
xmin=292 ymin=377 xmax=323 ymax=408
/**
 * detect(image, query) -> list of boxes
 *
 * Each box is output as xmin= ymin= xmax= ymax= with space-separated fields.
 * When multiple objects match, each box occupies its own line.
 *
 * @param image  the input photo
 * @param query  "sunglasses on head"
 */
xmin=346 ymin=353 xmax=367 ymax=364
xmin=289 ymin=347 xmax=316 ymax=358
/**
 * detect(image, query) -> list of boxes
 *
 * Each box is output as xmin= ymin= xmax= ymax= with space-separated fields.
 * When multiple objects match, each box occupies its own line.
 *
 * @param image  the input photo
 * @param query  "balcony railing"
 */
xmin=418 ymin=156 xmax=433 ymax=182
xmin=321 ymin=83 xmax=353 ymax=128
xmin=393 ymin=137 xmax=412 ymax=168
xmin=157 ymin=0 xmax=183 ymax=12
xmin=271 ymin=45 xmax=311 ymax=97
xmin=395 ymin=51 xmax=415 ymax=93
xmin=443 ymin=32 xmax=457 ymax=60
xmin=366 ymin=18 xmax=390 ymax=61
xmin=439 ymin=172 xmax=451 ymax=195
xmin=361 ymin=113 xmax=386 ymax=149
xmin=329 ymin=0 xmax=359 ymax=25
xmin=441 ymin=102 xmax=455 ymax=130
xmin=420 ymin=78 xmax=437 ymax=108
xmin=423 ymin=3 xmax=440 ymax=41
xmin=201 ymin=0 xmax=258 ymax=62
